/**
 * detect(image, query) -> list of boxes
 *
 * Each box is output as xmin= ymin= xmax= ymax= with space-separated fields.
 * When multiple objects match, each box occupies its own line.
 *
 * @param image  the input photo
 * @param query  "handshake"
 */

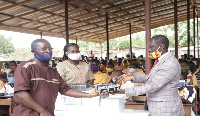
xmin=115 ymin=72 xmax=134 ymax=84
xmin=113 ymin=72 xmax=134 ymax=94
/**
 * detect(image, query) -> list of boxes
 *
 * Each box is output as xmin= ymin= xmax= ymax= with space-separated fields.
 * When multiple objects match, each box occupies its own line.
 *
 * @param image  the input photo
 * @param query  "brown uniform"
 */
xmin=13 ymin=59 xmax=71 ymax=116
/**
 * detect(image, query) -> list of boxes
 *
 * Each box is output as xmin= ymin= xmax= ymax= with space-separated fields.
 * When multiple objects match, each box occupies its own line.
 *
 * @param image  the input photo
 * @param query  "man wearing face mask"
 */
xmin=117 ymin=35 xmax=184 ymax=116
xmin=56 ymin=43 xmax=95 ymax=84
xmin=13 ymin=39 xmax=98 ymax=116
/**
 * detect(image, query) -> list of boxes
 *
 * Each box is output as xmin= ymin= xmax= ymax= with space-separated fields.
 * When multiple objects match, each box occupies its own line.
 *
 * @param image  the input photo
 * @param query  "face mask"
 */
xmin=181 ymin=67 xmax=189 ymax=72
xmin=178 ymin=80 xmax=185 ymax=88
xmin=8 ymin=77 xmax=15 ymax=83
xmin=148 ymin=46 xmax=162 ymax=59
xmin=106 ymin=68 xmax=113 ymax=73
xmin=90 ymin=66 xmax=99 ymax=72
xmin=67 ymin=53 xmax=82 ymax=61
xmin=185 ymin=79 xmax=190 ymax=85
xmin=128 ymin=68 xmax=136 ymax=73
xmin=34 ymin=52 xmax=52 ymax=63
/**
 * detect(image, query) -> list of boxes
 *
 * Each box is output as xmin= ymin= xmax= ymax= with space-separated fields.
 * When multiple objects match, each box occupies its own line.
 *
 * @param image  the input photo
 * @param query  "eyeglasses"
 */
xmin=37 ymin=47 xmax=53 ymax=52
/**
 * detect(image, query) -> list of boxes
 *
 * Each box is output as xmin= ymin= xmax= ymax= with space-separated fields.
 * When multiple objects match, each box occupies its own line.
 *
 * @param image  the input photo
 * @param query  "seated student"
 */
xmin=114 ymin=58 xmax=124 ymax=70
xmin=0 ymin=72 xmax=14 ymax=95
xmin=106 ymin=62 xmax=114 ymax=76
xmin=0 ymin=72 xmax=14 ymax=115
xmin=99 ymin=60 xmax=107 ymax=73
xmin=122 ymin=59 xmax=129 ymax=69
xmin=7 ymin=71 xmax=15 ymax=88
xmin=127 ymin=63 xmax=145 ymax=75
xmin=178 ymin=72 xmax=196 ymax=116
xmin=90 ymin=59 xmax=109 ymax=84
xmin=180 ymin=60 xmax=197 ymax=87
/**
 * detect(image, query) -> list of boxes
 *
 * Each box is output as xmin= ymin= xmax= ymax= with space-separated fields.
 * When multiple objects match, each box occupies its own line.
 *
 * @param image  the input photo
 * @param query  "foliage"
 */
xmin=0 ymin=35 xmax=14 ymax=55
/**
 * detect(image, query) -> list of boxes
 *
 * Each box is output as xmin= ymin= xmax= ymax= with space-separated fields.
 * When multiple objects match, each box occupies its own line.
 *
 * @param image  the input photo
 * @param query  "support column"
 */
xmin=174 ymin=0 xmax=178 ymax=58
xmin=193 ymin=6 xmax=196 ymax=58
xmin=75 ymin=36 xmax=77 ymax=44
xmin=197 ymin=17 xmax=199 ymax=59
xmin=129 ymin=23 xmax=133 ymax=58
xmin=100 ymin=39 xmax=103 ymax=57
xmin=65 ymin=0 xmax=69 ymax=44
xmin=187 ymin=0 xmax=190 ymax=58
xmin=145 ymin=0 xmax=151 ymax=74
xmin=40 ymin=32 xmax=42 ymax=39
xmin=106 ymin=13 xmax=109 ymax=60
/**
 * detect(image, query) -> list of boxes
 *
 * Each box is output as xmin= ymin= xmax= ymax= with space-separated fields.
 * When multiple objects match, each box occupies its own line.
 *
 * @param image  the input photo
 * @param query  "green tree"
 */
xmin=0 ymin=35 xmax=14 ymax=55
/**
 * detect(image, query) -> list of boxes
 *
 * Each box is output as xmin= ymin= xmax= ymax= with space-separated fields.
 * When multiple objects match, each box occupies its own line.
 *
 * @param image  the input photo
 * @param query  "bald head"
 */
xmin=151 ymin=35 xmax=169 ymax=50
xmin=31 ymin=39 xmax=50 ymax=52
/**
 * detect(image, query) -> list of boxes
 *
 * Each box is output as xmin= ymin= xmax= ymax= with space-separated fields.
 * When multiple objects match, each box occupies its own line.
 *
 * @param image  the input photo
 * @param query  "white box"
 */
xmin=55 ymin=94 xmax=66 ymax=111
xmin=81 ymin=96 xmax=100 ymax=106
xmin=66 ymin=105 xmax=84 ymax=113
xmin=100 ymin=94 xmax=125 ymax=113
xmin=64 ymin=96 xmax=82 ymax=105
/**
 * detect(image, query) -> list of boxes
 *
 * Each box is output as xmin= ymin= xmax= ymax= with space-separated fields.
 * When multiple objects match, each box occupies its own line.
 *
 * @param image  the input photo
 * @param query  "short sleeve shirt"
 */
xmin=56 ymin=60 xmax=94 ymax=83
xmin=13 ymin=59 xmax=71 ymax=116
xmin=94 ymin=71 xmax=108 ymax=84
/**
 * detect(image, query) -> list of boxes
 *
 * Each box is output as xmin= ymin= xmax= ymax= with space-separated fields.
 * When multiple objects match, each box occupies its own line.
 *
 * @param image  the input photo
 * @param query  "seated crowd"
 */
xmin=0 ymin=50 xmax=200 ymax=115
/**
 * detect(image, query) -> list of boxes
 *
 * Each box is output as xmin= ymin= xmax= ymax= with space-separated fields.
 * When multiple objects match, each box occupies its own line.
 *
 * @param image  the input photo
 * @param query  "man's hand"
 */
xmin=116 ymin=73 xmax=134 ymax=84
xmin=119 ymin=89 xmax=125 ymax=94
xmin=39 ymin=109 xmax=53 ymax=116
xmin=87 ymin=90 xmax=98 ymax=97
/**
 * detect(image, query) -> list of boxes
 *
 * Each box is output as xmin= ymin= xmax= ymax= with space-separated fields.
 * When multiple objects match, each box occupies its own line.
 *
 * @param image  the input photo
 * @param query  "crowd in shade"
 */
xmin=0 ymin=40 xmax=200 ymax=115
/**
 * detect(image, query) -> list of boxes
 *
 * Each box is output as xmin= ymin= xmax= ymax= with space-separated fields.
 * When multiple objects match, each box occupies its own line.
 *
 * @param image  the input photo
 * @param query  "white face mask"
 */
xmin=128 ymin=68 xmax=136 ymax=73
xmin=185 ymin=79 xmax=190 ymax=85
xmin=67 ymin=53 xmax=82 ymax=61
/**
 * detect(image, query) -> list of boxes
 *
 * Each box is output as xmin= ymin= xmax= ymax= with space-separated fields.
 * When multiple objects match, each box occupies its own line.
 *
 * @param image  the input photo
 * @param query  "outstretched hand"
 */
xmin=87 ymin=90 xmax=109 ymax=97
xmin=87 ymin=90 xmax=99 ymax=97
xmin=115 ymin=72 xmax=134 ymax=84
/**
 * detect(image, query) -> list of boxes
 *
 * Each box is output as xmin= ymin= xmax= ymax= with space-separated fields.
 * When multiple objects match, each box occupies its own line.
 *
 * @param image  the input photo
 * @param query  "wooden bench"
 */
xmin=0 ymin=96 xmax=13 ymax=116
xmin=125 ymin=101 xmax=192 ymax=116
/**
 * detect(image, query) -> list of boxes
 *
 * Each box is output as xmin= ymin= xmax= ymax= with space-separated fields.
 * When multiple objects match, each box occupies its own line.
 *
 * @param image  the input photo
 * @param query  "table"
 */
xmin=125 ymin=101 xmax=192 ymax=116
xmin=0 ymin=96 xmax=13 ymax=116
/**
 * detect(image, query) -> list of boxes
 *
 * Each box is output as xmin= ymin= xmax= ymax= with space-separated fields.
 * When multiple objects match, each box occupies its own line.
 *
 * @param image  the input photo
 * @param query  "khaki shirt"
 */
xmin=56 ymin=60 xmax=94 ymax=83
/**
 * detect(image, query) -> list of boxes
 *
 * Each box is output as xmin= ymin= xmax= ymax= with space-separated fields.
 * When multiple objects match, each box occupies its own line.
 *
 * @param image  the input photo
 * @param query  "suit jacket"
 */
xmin=126 ymin=52 xmax=184 ymax=116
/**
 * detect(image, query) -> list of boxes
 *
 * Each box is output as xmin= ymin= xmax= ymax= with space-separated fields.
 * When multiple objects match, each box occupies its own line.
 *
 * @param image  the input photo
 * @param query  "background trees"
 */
xmin=0 ymin=35 xmax=14 ymax=56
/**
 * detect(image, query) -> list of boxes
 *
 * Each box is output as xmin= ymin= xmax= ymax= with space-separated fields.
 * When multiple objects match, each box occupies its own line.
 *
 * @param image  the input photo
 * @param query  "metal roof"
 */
xmin=0 ymin=0 xmax=198 ymax=42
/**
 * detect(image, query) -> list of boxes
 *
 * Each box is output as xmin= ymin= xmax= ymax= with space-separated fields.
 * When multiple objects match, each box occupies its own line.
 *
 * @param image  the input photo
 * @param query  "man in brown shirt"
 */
xmin=13 ymin=39 xmax=98 ymax=116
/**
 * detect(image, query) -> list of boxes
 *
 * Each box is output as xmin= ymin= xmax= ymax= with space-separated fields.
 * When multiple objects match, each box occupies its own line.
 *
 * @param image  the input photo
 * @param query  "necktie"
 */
xmin=153 ymin=59 xmax=159 ymax=68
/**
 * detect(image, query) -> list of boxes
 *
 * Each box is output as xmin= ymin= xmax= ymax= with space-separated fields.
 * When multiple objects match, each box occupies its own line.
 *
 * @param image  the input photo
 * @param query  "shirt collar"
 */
xmin=158 ymin=51 xmax=170 ymax=61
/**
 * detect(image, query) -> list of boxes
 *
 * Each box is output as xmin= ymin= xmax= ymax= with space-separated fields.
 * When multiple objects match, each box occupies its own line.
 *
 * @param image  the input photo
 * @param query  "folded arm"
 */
xmin=15 ymin=90 xmax=53 ymax=116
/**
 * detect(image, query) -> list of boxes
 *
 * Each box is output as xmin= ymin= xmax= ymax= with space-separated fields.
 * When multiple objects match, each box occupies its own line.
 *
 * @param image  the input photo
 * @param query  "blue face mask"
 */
xmin=178 ymin=80 xmax=185 ymax=88
xmin=8 ymin=77 xmax=15 ymax=83
xmin=34 ymin=52 xmax=52 ymax=63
